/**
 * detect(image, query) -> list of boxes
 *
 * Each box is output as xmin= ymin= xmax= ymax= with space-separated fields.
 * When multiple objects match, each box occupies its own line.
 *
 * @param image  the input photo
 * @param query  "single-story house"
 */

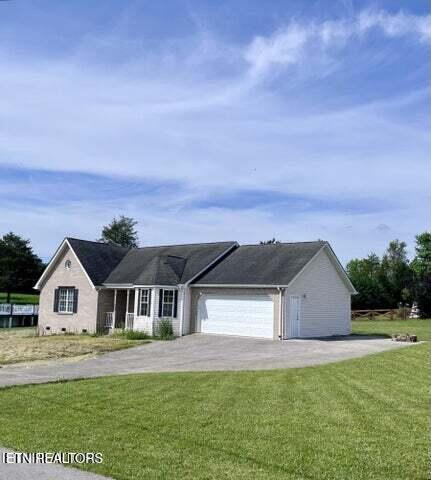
xmin=35 ymin=238 xmax=357 ymax=339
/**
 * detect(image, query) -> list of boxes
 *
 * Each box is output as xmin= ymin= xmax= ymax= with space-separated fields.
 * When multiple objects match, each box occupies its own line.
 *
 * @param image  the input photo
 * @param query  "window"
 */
xmin=159 ymin=289 xmax=178 ymax=317
xmin=139 ymin=289 xmax=151 ymax=317
xmin=64 ymin=260 xmax=72 ymax=269
xmin=58 ymin=287 xmax=75 ymax=313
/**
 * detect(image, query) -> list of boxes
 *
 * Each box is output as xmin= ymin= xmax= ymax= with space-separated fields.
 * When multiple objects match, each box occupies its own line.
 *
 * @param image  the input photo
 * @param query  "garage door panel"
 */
xmin=198 ymin=294 xmax=274 ymax=338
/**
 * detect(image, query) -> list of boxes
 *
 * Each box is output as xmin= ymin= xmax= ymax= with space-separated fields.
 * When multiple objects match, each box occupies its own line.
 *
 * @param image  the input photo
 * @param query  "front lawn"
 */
xmin=0 ymin=327 xmax=150 ymax=365
xmin=352 ymin=318 xmax=431 ymax=341
xmin=0 ymin=341 xmax=427 ymax=479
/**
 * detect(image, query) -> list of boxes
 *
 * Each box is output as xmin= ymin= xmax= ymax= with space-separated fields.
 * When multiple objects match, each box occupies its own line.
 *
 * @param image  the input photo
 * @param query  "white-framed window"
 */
xmin=58 ymin=287 xmax=75 ymax=313
xmin=139 ymin=289 xmax=151 ymax=317
xmin=161 ymin=289 xmax=175 ymax=317
xmin=64 ymin=260 xmax=72 ymax=270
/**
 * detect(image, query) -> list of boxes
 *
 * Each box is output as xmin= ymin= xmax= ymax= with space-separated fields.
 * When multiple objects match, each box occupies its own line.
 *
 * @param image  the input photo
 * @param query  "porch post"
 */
xmin=126 ymin=289 xmax=130 ymax=316
xmin=112 ymin=289 xmax=117 ymax=331
xmin=133 ymin=288 xmax=139 ymax=318
xmin=125 ymin=288 xmax=130 ymax=329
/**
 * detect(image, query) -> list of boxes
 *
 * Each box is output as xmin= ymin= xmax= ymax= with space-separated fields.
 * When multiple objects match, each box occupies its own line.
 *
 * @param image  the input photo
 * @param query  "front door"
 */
xmin=289 ymin=295 xmax=301 ymax=338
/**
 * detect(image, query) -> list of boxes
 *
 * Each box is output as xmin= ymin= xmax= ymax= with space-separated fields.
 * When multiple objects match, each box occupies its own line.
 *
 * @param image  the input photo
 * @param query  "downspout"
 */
xmin=277 ymin=287 xmax=284 ymax=340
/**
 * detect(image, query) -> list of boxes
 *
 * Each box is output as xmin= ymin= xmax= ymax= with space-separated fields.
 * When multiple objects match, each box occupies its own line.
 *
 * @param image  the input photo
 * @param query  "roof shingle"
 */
xmin=67 ymin=238 xmax=128 ymax=286
xmin=104 ymin=242 xmax=237 ymax=285
xmin=193 ymin=241 xmax=326 ymax=285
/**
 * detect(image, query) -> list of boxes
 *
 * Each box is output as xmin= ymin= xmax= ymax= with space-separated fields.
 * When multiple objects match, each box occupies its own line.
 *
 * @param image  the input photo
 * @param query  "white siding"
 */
xmin=133 ymin=287 xmax=181 ymax=337
xmin=133 ymin=287 xmax=154 ymax=335
xmin=181 ymin=287 xmax=191 ymax=335
xmin=285 ymin=248 xmax=351 ymax=337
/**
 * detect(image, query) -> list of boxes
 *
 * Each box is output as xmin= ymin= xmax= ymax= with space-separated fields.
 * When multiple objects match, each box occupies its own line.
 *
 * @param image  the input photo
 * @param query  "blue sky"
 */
xmin=1 ymin=0 xmax=429 ymax=263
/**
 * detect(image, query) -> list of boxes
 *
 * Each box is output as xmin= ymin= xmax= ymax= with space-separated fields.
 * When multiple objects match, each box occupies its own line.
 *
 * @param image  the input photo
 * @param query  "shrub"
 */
xmin=158 ymin=319 xmax=174 ymax=340
xmin=114 ymin=330 xmax=150 ymax=340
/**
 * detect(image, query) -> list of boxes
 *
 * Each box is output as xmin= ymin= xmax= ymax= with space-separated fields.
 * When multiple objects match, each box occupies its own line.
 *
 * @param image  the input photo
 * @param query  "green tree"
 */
xmin=411 ymin=232 xmax=431 ymax=316
xmin=0 ymin=232 xmax=44 ymax=303
xmin=379 ymin=240 xmax=413 ymax=307
xmin=347 ymin=253 xmax=385 ymax=309
xmin=99 ymin=215 xmax=139 ymax=248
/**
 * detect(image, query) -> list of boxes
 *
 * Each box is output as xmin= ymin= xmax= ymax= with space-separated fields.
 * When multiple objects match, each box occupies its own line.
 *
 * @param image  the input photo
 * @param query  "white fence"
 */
xmin=0 ymin=304 xmax=39 ymax=315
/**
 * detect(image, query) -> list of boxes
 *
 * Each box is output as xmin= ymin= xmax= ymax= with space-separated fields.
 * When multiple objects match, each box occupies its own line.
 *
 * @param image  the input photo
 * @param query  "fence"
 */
xmin=351 ymin=308 xmax=410 ymax=321
xmin=0 ymin=303 xmax=39 ymax=328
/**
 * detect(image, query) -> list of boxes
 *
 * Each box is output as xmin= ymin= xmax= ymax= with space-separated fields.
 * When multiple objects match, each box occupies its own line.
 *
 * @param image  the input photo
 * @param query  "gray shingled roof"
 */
xmin=67 ymin=238 xmax=328 ymax=288
xmin=104 ymin=242 xmax=237 ymax=285
xmin=193 ymin=241 xmax=326 ymax=285
xmin=67 ymin=238 xmax=129 ymax=286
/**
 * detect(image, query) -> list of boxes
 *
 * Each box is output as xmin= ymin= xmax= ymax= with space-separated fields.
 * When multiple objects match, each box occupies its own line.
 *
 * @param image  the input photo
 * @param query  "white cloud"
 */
xmin=244 ymin=9 xmax=431 ymax=77
xmin=245 ymin=23 xmax=310 ymax=76
xmin=358 ymin=9 xmax=431 ymax=41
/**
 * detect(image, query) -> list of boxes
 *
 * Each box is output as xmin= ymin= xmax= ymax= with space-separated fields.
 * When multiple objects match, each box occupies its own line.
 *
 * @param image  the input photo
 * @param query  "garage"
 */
xmin=197 ymin=294 xmax=274 ymax=338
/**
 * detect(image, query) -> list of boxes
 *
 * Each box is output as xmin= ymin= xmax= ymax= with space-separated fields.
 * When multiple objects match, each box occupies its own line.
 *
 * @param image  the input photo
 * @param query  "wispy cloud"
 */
xmin=245 ymin=9 xmax=431 ymax=77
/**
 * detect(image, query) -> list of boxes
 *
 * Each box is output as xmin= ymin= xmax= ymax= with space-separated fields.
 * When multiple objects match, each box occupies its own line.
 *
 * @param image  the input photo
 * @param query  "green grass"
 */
xmin=113 ymin=329 xmax=151 ymax=340
xmin=352 ymin=318 xmax=431 ymax=341
xmin=0 ymin=292 xmax=39 ymax=304
xmin=0 ymin=342 xmax=428 ymax=479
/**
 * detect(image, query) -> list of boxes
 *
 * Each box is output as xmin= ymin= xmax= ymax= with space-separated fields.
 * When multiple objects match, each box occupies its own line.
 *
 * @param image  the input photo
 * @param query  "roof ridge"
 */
xmin=134 ymin=241 xmax=237 ymax=249
xmin=239 ymin=240 xmax=327 ymax=247
xmin=67 ymin=237 xmax=129 ymax=249
xmin=67 ymin=238 xmax=236 ymax=250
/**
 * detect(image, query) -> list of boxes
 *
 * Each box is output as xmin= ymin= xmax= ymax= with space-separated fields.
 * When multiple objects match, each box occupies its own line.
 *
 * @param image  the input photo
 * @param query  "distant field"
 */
xmin=0 ymin=292 xmax=39 ymax=304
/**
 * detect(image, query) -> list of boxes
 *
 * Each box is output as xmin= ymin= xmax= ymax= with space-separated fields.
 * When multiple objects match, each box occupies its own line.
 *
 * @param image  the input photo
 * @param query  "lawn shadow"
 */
xmin=311 ymin=334 xmax=390 ymax=341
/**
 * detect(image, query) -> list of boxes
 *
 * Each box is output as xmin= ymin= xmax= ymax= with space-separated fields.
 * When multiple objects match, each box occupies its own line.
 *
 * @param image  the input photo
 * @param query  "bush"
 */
xmin=114 ymin=330 xmax=150 ymax=340
xmin=157 ymin=319 xmax=174 ymax=340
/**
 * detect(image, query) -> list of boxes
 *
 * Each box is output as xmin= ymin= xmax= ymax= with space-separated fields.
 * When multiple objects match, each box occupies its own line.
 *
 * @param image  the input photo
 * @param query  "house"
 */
xmin=35 ymin=238 xmax=357 ymax=339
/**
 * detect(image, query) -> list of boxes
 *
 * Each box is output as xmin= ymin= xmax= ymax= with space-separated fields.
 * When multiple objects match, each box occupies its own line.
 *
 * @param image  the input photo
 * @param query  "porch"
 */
xmin=102 ymin=288 xmax=136 ymax=332
xmin=100 ymin=287 xmax=181 ymax=336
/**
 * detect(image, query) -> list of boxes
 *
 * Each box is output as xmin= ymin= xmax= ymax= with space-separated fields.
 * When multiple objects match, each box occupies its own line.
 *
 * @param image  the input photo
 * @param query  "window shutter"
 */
xmin=73 ymin=289 xmax=79 ymax=313
xmin=173 ymin=290 xmax=178 ymax=318
xmin=158 ymin=289 xmax=163 ymax=317
xmin=148 ymin=289 xmax=152 ymax=317
xmin=53 ymin=289 xmax=59 ymax=312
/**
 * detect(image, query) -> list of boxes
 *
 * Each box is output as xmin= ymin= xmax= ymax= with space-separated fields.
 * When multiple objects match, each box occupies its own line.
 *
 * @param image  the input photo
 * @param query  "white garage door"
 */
xmin=198 ymin=294 xmax=274 ymax=338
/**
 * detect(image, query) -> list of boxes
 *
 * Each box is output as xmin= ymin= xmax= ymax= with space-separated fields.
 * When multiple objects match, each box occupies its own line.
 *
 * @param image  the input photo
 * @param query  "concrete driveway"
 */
xmin=0 ymin=334 xmax=411 ymax=388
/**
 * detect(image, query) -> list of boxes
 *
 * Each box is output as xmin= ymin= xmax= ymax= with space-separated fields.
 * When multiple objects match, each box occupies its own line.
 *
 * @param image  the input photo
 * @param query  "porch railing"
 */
xmin=105 ymin=312 xmax=114 ymax=328
xmin=125 ymin=313 xmax=134 ymax=330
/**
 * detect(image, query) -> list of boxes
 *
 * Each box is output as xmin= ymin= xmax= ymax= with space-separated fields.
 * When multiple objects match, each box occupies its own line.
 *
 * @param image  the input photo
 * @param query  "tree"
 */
xmin=379 ymin=240 xmax=413 ymax=307
xmin=99 ymin=216 xmax=139 ymax=248
xmin=347 ymin=253 xmax=385 ymax=309
xmin=411 ymin=232 xmax=431 ymax=316
xmin=0 ymin=232 xmax=44 ymax=303
xmin=260 ymin=238 xmax=280 ymax=245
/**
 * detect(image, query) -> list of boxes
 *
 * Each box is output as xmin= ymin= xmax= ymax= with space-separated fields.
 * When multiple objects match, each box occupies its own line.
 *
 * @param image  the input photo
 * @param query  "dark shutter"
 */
xmin=158 ymin=289 xmax=163 ymax=317
xmin=53 ymin=289 xmax=59 ymax=312
xmin=73 ymin=289 xmax=79 ymax=313
xmin=148 ymin=289 xmax=152 ymax=317
xmin=173 ymin=290 xmax=178 ymax=318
